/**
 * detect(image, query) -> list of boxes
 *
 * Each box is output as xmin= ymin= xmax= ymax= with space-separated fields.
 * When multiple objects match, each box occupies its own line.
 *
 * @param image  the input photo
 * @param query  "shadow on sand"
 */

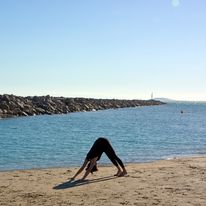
xmin=53 ymin=175 xmax=116 ymax=190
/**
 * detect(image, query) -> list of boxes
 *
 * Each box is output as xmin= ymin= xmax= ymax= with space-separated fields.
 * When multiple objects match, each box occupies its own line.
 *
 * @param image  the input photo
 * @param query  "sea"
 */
xmin=0 ymin=102 xmax=206 ymax=171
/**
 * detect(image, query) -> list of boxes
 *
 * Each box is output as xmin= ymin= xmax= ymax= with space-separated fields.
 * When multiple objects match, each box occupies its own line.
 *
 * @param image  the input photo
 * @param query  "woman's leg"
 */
xmin=105 ymin=148 xmax=127 ymax=176
xmin=115 ymin=155 xmax=127 ymax=176
xmin=106 ymin=154 xmax=122 ymax=176
xmin=104 ymin=140 xmax=127 ymax=176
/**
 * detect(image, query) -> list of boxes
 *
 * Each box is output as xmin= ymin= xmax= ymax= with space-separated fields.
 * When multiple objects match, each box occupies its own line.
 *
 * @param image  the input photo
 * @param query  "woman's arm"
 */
xmin=71 ymin=158 xmax=89 ymax=180
xmin=81 ymin=157 xmax=98 ymax=180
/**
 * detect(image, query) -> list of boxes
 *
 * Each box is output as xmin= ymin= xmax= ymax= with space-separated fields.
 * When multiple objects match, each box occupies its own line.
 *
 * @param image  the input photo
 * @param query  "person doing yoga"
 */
xmin=71 ymin=137 xmax=127 ymax=180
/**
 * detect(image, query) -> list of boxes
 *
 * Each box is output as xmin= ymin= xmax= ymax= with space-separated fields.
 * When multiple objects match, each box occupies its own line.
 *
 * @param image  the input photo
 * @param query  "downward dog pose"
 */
xmin=71 ymin=137 xmax=127 ymax=180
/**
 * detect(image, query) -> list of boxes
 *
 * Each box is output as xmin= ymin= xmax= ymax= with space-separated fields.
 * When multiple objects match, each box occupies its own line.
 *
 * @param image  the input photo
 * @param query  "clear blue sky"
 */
xmin=0 ymin=0 xmax=205 ymax=101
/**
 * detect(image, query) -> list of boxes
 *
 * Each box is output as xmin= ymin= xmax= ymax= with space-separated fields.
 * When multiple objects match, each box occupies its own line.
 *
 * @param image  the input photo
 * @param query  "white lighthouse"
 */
xmin=151 ymin=92 xmax=153 ymax=100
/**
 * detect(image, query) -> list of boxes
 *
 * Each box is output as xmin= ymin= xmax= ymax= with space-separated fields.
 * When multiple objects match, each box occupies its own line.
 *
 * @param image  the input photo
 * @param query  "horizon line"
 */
xmin=0 ymin=93 xmax=206 ymax=102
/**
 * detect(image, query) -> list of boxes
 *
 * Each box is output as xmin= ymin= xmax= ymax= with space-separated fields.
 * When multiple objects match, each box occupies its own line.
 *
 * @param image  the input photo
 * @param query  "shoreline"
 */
xmin=1 ymin=153 xmax=206 ymax=173
xmin=1 ymin=156 xmax=206 ymax=205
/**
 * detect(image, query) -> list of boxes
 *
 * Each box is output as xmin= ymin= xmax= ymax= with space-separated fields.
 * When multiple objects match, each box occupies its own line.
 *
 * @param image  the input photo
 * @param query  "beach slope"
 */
xmin=0 ymin=157 xmax=206 ymax=206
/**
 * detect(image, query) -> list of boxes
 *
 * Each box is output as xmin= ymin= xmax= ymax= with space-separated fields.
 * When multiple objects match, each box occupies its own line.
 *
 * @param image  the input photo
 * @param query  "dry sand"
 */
xmin=0 ymin=157 xmax=206 ymax=206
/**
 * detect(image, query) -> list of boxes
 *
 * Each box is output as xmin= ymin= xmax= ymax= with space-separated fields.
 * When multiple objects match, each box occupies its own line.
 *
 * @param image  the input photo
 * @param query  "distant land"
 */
xmin=154 ymin=98 xmax=177 ymax=103
xmin=0 ymin=94 xmax=165 ymax=119
xmin=154 ymin=98 xmax=206 ymax=103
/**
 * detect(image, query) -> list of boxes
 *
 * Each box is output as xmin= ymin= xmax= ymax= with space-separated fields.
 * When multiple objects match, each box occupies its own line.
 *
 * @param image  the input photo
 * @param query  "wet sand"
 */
xmin=0 ymin=157 xmax=206 ymax=206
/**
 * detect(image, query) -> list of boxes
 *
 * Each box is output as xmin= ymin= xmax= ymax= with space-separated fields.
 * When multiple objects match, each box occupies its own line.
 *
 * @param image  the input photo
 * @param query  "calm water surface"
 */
xmin=0 ymin=103 xmax=206 ymax=171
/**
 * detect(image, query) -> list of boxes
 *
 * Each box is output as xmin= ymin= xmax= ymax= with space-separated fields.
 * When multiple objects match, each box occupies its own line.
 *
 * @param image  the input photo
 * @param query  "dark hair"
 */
xmin=86 ymin=162 xmax=98 ymax=174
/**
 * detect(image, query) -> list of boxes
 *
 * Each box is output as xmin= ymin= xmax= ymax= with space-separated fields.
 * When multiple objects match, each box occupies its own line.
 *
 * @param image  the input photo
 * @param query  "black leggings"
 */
xmin=105 ymin=146 xmax=125 ymax=169
xmin=107 ymin=153 xmax=125 ymax=169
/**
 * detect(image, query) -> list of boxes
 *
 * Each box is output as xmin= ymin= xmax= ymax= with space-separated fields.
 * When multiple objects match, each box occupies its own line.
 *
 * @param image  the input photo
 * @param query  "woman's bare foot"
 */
xmin=114 ymin=170 xmax=122 ymax=176
xmin=117 ymin=171 xmax=127 ymax=177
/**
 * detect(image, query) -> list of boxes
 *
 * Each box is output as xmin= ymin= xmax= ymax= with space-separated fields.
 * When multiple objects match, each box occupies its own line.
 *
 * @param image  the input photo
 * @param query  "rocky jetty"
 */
xmin=0 ymin=94 xmax=165 ymax=119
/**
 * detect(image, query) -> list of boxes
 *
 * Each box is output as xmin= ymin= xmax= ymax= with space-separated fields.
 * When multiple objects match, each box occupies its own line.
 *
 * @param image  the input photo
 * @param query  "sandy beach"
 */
xmin=0 ymin=157 xmax=206 ymax=206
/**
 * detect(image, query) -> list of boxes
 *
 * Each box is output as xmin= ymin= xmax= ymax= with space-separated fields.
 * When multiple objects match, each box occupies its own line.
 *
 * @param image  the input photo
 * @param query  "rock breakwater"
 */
xmin=0 ymin=94 xmax=165 ymax=119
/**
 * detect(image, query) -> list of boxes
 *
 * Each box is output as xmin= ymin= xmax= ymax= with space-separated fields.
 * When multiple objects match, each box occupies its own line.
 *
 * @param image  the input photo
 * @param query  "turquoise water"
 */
xmin=0 ymin=103 xmax=206 ymax=171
